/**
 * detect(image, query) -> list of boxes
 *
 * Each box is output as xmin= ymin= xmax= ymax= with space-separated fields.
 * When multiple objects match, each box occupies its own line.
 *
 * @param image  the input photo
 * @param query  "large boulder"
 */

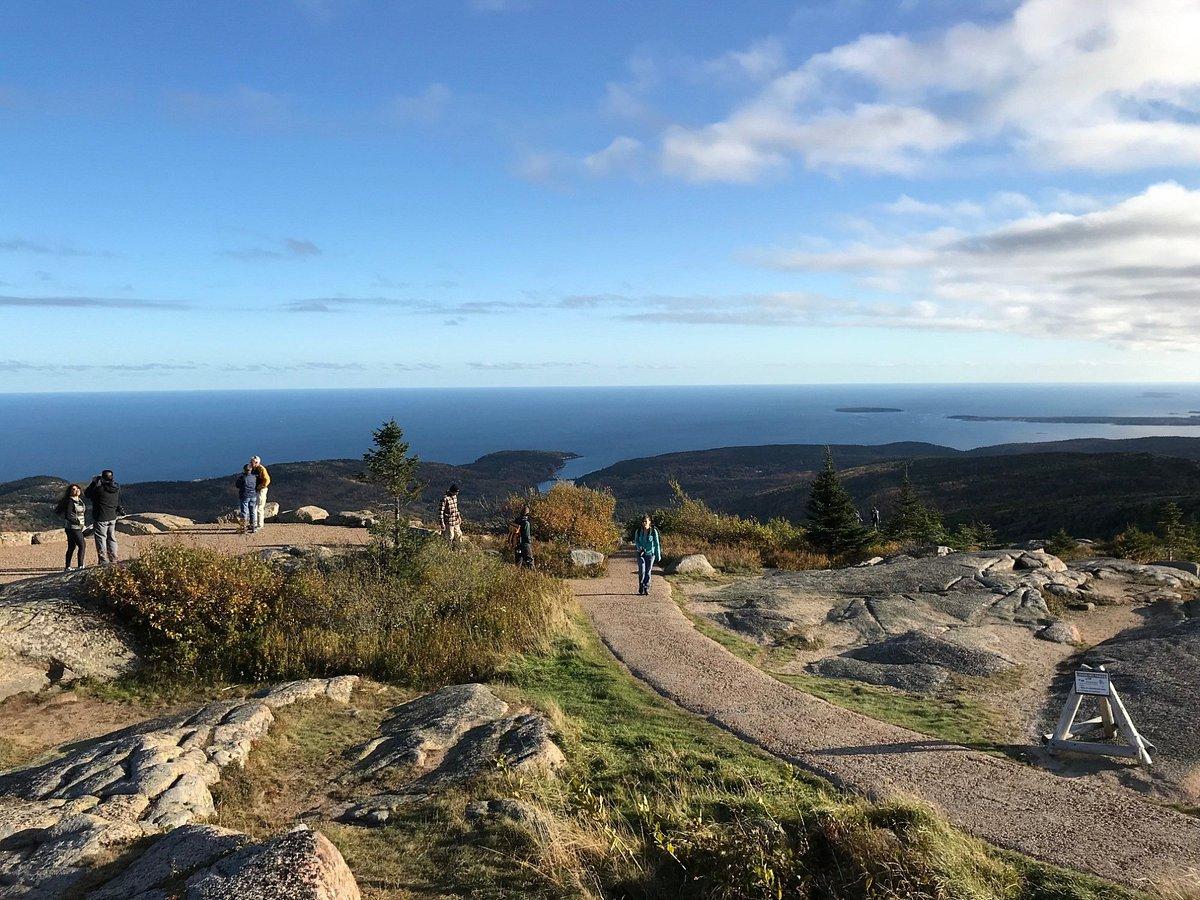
xmin=663 ymin=554 xmax=717 ymax=577
xmin=567 ymin=549 xmax=605 ymax=569
xmin=31 ymin=529 xmax=68 ymax=545
xmin=0 ymin=677 xmax=356 ymax=896
xmin=0 ymin=573 xmax=141 ymax=700
xmin=123 ymin=513 xmax=195 ymax=533
xmin=1151 ymin=560 xmax=1200 ymax=578
xmin=262 ymin=501 xmax=281 ymax=520
xmin=324 ymin=510 xmax=376 ymax=528
xmin=0 ymin=531 xmax=33 ymax=546
xmin=342 ymin=684 xmax=564 ymax=825
xmin=274 ymin=506 xmax=329 ymax=524
xmin=90 ymin=820 xmax=361 ymax=900
xmin=1037 ymin=620 xmax=1081 ymax=644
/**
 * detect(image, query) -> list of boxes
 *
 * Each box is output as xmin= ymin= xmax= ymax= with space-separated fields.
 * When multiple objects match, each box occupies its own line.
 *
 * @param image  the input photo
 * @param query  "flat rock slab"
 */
xmin=0 ymin=677 xmax=354 ymax=896
xmin=88 ymin=823 xmax=361 ymax=900
xmin=341 ymin=683 xmax=563 ymax=825
xmin=575 ymin=554 xmax=1200 ymax=890
xmin=0 ymin=572 xmax=141 ymax=700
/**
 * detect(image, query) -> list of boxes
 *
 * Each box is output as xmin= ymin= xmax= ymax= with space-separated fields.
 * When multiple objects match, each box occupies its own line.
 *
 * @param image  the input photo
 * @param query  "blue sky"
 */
xmin=3 ymin=0 xmax=1199 ymax=391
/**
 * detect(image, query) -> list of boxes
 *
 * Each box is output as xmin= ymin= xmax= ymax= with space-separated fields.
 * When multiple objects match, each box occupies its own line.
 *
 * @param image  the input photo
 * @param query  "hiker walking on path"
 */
xmin=250 ymin=455 xmax=270 ymax=530
xmin=441 ymin=483 xmax=463 ymax=544
xmin=236 ymin=464 xmax=259 ymax=534
xmin=633 ymin=515 xmax=661 ymax=595
xmin=513 ymin=504 xmax=534 ymax=568
xmin=871 ymin=506 xmax=881 ymax=531
xmin=85 ymin=470 xmax=123 ymax=565
xmin=55 ymin=483 xmax=87 ymax=570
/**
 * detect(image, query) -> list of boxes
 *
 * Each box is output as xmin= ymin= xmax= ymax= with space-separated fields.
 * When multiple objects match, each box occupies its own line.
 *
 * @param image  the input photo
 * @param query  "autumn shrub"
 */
xmin=1103 ymin=526 xmax=1159 ymax=562
xmin=518 ymin=482 xmax=621 ymax=552
xmin=88 ymin=541 xmax=568 ymax=685
xmin=87 ymin=545 xmax=287 ymax=679
xmin=643 ymin=483 xmax=823 ymax=573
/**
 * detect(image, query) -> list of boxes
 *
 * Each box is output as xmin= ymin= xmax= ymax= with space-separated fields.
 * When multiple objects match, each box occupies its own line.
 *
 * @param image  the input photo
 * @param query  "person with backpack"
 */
xmin=55 ymin=483 xmax=87 ymax=570
xmin=509 ymin=504 xmax=534 ymax=568
xmin=84 ymin=470 xmax=123 ymax=565
xmin=633 ymin=515 xmax=661 ymax=595
xmin=235 ymin=464 xmax=259 ymax=534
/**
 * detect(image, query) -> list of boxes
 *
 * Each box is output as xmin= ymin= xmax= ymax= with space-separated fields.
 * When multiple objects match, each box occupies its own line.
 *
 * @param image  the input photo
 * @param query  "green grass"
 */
xmin=672 ymin=584 xmax=1018 ymax=751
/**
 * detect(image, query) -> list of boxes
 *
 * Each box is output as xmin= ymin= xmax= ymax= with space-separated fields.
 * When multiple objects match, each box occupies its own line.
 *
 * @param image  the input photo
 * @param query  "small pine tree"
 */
xmin=885 ymin=472 xmax=945 ymax=544
xmin=361 ymin=419 xmax=424 ymax=551
xmin=805 ymin=448 xmax=869 ymax=556
xmin=1156 ymin=502 xmax=1198 ymax=561
xmin=1045 ymin=528 xmax=1078 ymax=558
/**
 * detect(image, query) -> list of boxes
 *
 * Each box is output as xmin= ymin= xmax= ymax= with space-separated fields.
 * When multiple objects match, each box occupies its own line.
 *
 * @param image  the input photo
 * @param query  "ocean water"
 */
xmin=2 ymin=384 xmax=1200 ymax=484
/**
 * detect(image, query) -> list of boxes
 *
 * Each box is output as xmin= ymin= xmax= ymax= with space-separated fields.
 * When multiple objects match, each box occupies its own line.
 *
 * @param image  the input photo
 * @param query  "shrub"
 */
xmin=88 ymin=542 xmax=568 ymax=685
xmin=642 ymin=483 xmax=829 ymax=573
xmin=1045 ymin=528 xmax=1082 ymax=559
xmin=87 ymin=545 xmax=288 ymax=679
xmin=521 ymin=482 xmax=621 ymax=553
xmin=1104 ymin=526 xmax=1160 ymax=562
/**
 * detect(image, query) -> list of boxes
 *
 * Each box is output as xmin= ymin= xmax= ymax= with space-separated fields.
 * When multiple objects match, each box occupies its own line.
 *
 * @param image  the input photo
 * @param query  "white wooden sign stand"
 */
xmin=1043 ymin=664 xmax=1154 ymax=767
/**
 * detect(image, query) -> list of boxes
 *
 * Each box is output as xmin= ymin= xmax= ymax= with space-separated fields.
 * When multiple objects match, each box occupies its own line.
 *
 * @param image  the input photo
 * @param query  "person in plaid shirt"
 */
xmin=440 ymin=483 xmax=463 ymax=544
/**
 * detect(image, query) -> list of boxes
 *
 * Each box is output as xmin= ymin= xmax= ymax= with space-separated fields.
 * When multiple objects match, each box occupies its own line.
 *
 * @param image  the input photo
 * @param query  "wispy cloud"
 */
xmin=0 ymin=238 xmax=106 ymax=257
xmin=167 ymin=86 xmax=295 ymax=131
xmin=0 ymin=295 xmax=187 ymax=310
xmin=222 ymin=238 xmax=321 ymax=261
xmin=468 ymin=0 xmax=529 ymax=12
xmin=382 ymin=83 xmax=454 ymax=125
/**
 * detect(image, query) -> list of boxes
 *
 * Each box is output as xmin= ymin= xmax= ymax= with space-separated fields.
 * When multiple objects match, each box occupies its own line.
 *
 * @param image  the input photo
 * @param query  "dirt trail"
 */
xmin=0 ymin=523 xmax=372 ymax=584
xmin=573 ymin=554 xmax=1200 ymax=892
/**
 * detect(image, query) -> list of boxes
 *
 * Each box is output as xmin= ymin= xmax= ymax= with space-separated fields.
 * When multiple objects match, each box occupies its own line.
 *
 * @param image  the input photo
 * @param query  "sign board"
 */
xmin=1074 ymin=670 xmax=1111 ymax=697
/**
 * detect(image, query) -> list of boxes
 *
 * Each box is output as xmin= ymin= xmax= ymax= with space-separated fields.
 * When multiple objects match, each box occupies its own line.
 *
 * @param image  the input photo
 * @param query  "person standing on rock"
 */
xmin=440 ymin=483 xmax=462 ymax=545
xmin=84 ymin=470 xmax=123 ymax=565
xmin=54 ymin=483 xmax=87 ymax=570
xmin=250 ymin=455 xmax=270 ymax=530
xmin=236 ymin=464 xmax=259 ymax=535
xmin=871 ymin=507 xmax=881 ymax=531
xmin=633 ymin=515 xmax=661 ymax=595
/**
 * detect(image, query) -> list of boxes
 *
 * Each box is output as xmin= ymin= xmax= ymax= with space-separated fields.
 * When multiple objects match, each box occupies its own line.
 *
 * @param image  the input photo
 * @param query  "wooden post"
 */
xmin=1043 ymin=664 xmax=1152 ymax=767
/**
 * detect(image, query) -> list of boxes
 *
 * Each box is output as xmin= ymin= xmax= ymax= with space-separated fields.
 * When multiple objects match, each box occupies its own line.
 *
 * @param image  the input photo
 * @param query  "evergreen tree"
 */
xmin=1156 ymin=501 xmax=1198 ymax=561
xmin=361 ymin=419 xmax=424 ymax=551
xmin=885 ymin=472 xmax=946 ymax=544
xmin=805 ymin=448 xmax=869 ymax=555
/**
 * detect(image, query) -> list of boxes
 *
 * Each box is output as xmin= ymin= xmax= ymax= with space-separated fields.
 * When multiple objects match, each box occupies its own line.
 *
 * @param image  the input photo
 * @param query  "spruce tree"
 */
xmin=361 ymin=419 xmax=424 ymax=552
xmin=885 ymin=472 xmax=945 ymax=544
xmin=1156 ymin=501 xmax=1198 ymax=561
xmin=805 ymin=448 xmax=869 ymax=555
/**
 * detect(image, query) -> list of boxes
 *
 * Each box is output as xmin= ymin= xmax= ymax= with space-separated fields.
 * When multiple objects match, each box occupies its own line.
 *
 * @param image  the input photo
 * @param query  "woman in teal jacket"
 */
xmin=633 ymin=515 xmax=661 ymax=595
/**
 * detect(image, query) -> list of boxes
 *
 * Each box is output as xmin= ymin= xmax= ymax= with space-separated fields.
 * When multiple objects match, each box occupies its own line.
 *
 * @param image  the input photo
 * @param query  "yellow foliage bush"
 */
xmin=521 ymin=482 xmax=621 ymax=552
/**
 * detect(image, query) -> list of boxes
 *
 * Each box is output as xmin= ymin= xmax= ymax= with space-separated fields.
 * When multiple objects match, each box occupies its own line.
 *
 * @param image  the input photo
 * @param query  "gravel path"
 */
xmin=574 ymin=554 xmax=1200 ymax=892
xmin=0 ymin=524 xmax=372 ymax=584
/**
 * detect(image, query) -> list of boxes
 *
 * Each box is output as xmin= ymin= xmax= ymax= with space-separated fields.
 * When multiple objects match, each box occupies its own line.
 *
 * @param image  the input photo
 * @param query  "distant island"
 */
xmin=949 ymin=414 xmax=1200 ymax=426
xmin=836 ymin=407 xmax=904 ymax=413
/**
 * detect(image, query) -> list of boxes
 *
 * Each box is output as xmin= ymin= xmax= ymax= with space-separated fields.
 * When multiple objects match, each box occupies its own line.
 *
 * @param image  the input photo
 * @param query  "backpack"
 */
xmin=505 ymin=522 xmax=522 ymax=550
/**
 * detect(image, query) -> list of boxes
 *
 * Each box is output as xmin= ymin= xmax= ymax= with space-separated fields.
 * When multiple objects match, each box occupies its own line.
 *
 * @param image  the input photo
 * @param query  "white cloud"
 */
xmin=704 ymin=38 xmax=787 ymax=82
xmin=583 ymin=136 xmax=646 ymax=176
xmin=653 ymin=0 xmax=1200 ymax=181
xmin=756 ymin=181 xmax=1200 ymax=349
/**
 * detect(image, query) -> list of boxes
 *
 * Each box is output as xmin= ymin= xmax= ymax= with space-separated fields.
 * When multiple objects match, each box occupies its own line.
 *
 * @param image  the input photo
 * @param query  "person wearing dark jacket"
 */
xmin=55 ymin=483 xmax=87 ymax=570
xmin=235 ymin=464 xmax=259 ymax=534
xmin=84 ymin=470 xmax=123 ymax=565
xmin=515 ymin=505 xmax=534 ymax=568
